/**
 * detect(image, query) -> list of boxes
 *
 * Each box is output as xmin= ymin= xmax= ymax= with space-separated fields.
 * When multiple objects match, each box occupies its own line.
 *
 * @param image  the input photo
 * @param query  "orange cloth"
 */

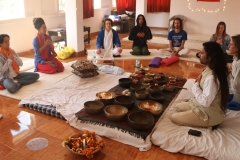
xmin=0 ymin=47 xmax=20 ymax=74
xmin=37 ymin=33 xmax=56 ymax=60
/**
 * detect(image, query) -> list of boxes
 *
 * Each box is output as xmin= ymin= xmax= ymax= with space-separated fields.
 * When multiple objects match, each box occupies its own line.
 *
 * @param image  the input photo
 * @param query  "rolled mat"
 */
xmin=149 ymin=57 xmax=162 ymax=68
xmin=0 ymin=84 xmax=5 ymax=90
xmin=227 ymin=101 xmax=240 ymax=111
xmin=161 ymin=56 xmax=180 ymax=66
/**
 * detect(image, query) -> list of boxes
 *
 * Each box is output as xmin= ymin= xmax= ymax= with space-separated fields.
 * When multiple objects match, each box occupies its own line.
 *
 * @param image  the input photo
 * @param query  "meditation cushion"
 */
xmin=149 ymin=57 xmax=162 ymax=68
xmin=71 ymin=60 xmax=99 ymax=78
xmin=161 ymin=56 xmax=179 ymax=66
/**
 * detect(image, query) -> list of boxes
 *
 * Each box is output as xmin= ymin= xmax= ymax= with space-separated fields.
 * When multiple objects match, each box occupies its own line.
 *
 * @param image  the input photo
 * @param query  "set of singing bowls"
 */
xmin=96 ymin=91 xmax=116 ymax=105
xmin=104 ymin=105 xmax=128 ymax=121
xmin=138 ymin=100 xmax=163 ymax=115
xmin=149 ymin=93 xmax=165 ymax=103
xmin=119 ymin=78 xmax=133 ymax=88
xmin=84 ymin=101 xmax=104 ymax=115
xmin=135 ymin=89 xmax=149 ymax=100
xmin=128 ymin=111 xmax=154 ymax=130
xmin=114 ymin=95 xmax=135 ymax=109
xmin=130 ymin=83 xmax=145 ymax=92
xmin=149 ymin=85 xmax=164 ymax=93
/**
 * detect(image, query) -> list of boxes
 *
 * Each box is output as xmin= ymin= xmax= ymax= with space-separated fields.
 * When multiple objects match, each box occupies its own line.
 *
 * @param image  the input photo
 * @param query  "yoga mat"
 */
xmin=161 ymin=56 xmax=180 ymax=66
xmin=227 ymin=102 xmax=240 ymax=111
xmin=149 ymin=57 xmax=162 ymax=68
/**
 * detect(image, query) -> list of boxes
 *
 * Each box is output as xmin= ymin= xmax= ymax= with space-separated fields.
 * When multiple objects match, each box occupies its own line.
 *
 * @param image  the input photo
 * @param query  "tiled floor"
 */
xmin=0 ymin=32 xmax=205 ymax=160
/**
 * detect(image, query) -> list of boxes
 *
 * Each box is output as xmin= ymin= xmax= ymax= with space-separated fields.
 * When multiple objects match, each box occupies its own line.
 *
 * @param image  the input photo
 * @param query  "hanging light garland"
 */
xmin=187 ymin=0 xmax=227 ymax=13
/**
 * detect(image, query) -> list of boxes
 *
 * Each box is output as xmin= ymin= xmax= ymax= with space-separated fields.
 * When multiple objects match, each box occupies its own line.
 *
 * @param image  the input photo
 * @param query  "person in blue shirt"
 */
xmin=209 ymin=21 xmax=233 ymax=63
xmin=167 ymin=18 xmax=189 ymax=57
xmin=96 ymin=18 xmax=122 ymax=58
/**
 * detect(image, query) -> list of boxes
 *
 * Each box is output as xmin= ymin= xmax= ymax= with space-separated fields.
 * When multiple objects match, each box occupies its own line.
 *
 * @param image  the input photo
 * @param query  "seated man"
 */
xmin=96 ymin=18 xmax=122 ymax=58
xmin=159 ymin=18 xmax=189 ymax=57
xmin=128 ymin=14 xmax=152 ymax=55
xmin=170 ymin=42 xmax=229 ymax=127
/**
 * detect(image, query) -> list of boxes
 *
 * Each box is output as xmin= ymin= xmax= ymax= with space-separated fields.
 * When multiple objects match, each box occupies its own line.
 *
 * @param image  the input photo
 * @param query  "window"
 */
xmin=58 ymin=0 xmax=100 ymax=11
xmin=94 ymin=0 xmax=101 ymax=9
xmin=112 ymin=0 xmax=116 ymax=10
xmin=0 ymin=0 xmax=25 ymax=21
xmin=59 ymin=0 xmax=66 ymax=11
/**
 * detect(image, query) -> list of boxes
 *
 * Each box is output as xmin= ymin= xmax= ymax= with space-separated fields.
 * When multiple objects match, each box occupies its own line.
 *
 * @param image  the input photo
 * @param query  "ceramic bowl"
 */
xmin=149 ymin=93 xmax=165 ymax=103
xmin=104 ymin=105 xmax=128 ymax=121
xmin=128 ymin=111 xmax=154 ymax=130
xmin=84 ymin=101 xmax=104 ymax=115
xmin=138 ymin=100 xmax=163 ymax=115
xmin=135 ymin=89 xmax=149 ymax=100
xmin=130 ymin=83 xmax=145 ymax=92
xmin=119 ymin=78 xmax=133 ymax=88
xmin=96 ymin=91 xmax=116 ymax=105
xmin=114 ymin=95 xmax=135 ymax=109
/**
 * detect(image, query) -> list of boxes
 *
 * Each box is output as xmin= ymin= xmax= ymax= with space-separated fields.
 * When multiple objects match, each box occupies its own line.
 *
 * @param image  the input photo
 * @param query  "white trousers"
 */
xmin=159 ymin=47 xmax=190 ymax=56
xmin=96 ymin=48 xmax=121 ymax=58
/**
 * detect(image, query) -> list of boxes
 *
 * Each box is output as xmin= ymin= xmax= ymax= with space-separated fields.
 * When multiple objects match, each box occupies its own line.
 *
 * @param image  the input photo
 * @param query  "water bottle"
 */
xmin=92 ymin=52 xmax=97 ymax=65
xmin=136 ymin=59 xmax=140 ymax=68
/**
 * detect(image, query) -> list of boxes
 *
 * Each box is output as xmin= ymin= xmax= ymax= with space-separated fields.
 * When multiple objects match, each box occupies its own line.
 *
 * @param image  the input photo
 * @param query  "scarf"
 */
xmin=103 ymin=29 xmax=113 ymax=58
xmin=37 ymin=33 xmax=56 ymax=60
xmin=0 ymin=47 xmax=20 ymax=74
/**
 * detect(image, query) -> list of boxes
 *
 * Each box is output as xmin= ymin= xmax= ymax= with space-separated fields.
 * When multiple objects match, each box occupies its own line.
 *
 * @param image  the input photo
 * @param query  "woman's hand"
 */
xmin=216 ymin=38 xmax=223 ymax=45
xmin=44 ymin=39 xmax=53 ymax=46
xmin=7 ymin=53 xmax=14 ymax=60
xmin=228 ymin=64 xmax=232 ymax=73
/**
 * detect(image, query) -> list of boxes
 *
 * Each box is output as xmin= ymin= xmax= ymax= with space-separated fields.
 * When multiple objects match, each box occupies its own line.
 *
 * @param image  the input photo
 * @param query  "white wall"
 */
xmin=170 ymin=0 xmax=240 ymax=36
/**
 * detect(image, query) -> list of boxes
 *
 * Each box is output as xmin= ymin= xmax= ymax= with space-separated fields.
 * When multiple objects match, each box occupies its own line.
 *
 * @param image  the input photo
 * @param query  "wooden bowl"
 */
xmin=96 ymin=91 xmax=116 ymax=105
xmin=114 ymin=95 xmax=135 ymax=109
xmin=128 ymin=111 xmax=154 ymax=130
xmin=84 ymin=101 xmax=104 ymax=115
xmin=64 ymin=132 xmax=102 ymax=156
xmin=104 ymin=105 xmax=128 ymax=121
xmin=138 ymin=100 xmax=163 ymax=115
xmin=119 ymin=78 xmax=133 ymax=88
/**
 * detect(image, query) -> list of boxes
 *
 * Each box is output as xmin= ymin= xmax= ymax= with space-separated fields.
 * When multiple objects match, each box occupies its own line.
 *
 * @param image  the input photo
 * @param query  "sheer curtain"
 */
xmin=83 ymin=0 xmax=94 ymax=19
xmin=147 ymin=0 xmax=170 ymax=12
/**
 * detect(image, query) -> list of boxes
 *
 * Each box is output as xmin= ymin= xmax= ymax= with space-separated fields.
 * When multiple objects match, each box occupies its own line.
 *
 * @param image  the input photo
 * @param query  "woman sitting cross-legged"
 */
xmin=0 ymin=34 xmax=39 ymax=93
xmin=32 ymin=17 xmax=64 ymax=74
xmin=96 ymin=18 xmax=122 ymax=58
xmin=128 ymin=14 xmax=152 ymax=55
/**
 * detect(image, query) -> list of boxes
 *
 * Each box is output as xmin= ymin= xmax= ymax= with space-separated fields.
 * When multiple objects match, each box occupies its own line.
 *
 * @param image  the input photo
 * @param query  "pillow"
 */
xmin=71 ymin=60 xmax=98 ymax=72
xmin=72 ymin=70 xmax=99 ymax=78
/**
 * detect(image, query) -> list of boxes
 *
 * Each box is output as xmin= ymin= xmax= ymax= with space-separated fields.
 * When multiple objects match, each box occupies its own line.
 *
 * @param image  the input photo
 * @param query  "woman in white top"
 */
xmin=228 ymin=35 xmax=240 ymax=104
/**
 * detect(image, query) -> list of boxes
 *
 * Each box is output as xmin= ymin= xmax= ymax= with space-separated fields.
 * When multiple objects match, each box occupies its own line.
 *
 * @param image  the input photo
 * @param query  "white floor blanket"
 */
xmin=18 ymin=71 xmax=153 ymax=150
xmin=151 ymin=79 xmax=240 ymax=160
xmin=0 ymin=62 xmax=73 ymax=100
xmin=87 ymin=49 xmax=200 ymax=63
xmin=122 ymin=35 xmax=207 ymax=50
xmin=19 ymin=57 xmax=35 ymax=72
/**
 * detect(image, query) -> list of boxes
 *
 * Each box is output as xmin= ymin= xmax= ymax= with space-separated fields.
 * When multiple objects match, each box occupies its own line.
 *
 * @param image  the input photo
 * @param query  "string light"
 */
xmin=187 ymin=0 xmax=227 ymax=13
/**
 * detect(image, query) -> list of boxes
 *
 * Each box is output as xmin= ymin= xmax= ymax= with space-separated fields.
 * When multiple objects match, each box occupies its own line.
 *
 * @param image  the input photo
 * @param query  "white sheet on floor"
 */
xmin=19 ymin=57 xmax=34 ymax=72
xmin=122 ymin=34 xmax=209 ymax=50
xmin=151 ymin=79 xmax=240 ymax=160
xmin=87 ymin=49 xmax=200 ymax=63
xmin=0 ymin=62 xmax=73 ymax=100
xmin=18 ymin=71 xmax=154 ymax=151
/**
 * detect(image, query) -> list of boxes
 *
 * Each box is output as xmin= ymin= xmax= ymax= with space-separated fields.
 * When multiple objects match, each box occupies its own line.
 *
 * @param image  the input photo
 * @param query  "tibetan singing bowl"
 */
xmin=96 ymin=91 xmax=116 ymax=105
xmin=128 ymin=111 xmax=154 ymax=130
xmin=84 ymin=101 xmax=104 ymax=115
xmin=104 ymin=105 xmax=128 ymax=121
xmin=138 ymin=100 xmax=163 ymax=115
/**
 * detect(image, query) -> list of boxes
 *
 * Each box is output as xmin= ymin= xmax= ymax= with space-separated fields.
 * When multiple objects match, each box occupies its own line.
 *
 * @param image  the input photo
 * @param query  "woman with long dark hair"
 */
xmin=228 ymin=35 xmax=240 ymax=105
xmin=128 ymin=14 xmax=152 ymax=55
xmin=170 ymin=41 xmax=229 ymax=127
xmin=210 ymin=21 xmax=232 ymax=63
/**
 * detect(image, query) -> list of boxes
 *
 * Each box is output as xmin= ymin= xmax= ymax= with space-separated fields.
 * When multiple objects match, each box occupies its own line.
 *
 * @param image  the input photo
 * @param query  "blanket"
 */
xmin=151 ymin=79 xmax=240 ymax=160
